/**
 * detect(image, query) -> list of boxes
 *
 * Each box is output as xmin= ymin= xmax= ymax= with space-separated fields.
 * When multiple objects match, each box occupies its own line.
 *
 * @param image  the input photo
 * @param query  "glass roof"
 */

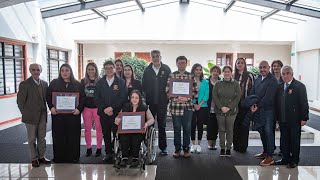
xmin=39 ymin=0 xmax=319 ymax=24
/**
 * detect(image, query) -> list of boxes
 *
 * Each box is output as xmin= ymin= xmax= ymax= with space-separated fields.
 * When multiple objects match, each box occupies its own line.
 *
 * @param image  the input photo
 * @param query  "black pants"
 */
xmin=149 ymin=104 xmax=167 ymax=150
xmin=52 ymin=114 xmax=81 ymax=163
xmin=100 ymin=116 xmax=117 ymax=154
xmin=119 ymin=133 xmax=144 ymax=158
xmin=207 ymin=113 xmax=218 ymax=141
xmin=280 ymin=122 xmax=301 ymax=164
xmin=233 ymin=107 xmax=249 ymax=152
xmin=191 ymin=107 xmax=208 ymax=141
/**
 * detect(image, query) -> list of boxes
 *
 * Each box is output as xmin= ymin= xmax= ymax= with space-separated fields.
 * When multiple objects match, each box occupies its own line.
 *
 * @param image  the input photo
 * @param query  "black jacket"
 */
xmin=95 ymin=75 xmax=127 ymax=117
xmin=276 ymin=78 xmax=309 ymax=125
xmin=142 ymin=63 xmax=171 ymax=105
xmin=250 ymin=73 xmax=278 ymax=110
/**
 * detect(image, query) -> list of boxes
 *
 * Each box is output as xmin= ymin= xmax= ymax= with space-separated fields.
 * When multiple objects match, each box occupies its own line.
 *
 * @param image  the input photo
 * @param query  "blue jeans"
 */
xmin=172 ymin=109 xmax=193 ymax=150
xmin=258 ymin=110 xmax=275 ymax=157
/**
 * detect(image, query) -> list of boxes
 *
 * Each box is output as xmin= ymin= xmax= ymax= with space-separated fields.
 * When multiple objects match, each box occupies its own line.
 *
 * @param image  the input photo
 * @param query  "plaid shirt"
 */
xmin=166 ymin=71 xmax=198 ymax=116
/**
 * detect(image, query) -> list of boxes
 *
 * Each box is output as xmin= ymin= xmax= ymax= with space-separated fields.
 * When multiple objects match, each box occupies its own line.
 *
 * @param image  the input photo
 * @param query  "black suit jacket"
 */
xmin=276 ymin=78 xmax=309 ymax=125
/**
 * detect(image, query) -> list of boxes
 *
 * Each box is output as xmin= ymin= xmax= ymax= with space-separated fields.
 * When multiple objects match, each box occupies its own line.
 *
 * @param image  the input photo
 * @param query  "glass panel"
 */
xmin=15 ymin=59 xmax=24 ymax=92
xmin=0 ymin=59 xmax=4 ymax=95
xmin=4 ymin=44 xmax=14 ymax=57
xmin=49 ymin=49 xmax=58 ymax=59
xmin=48 ymin=60 xmax=59 ymax=82
xmin=4 ymin=59 xmax=15 ymax=94
xmin=14 ymin=45 xmax=23 ymax=58
xmin=39 ymin=0 xmax=79 ymax=9
xmin=0 ymin=44 xmax=2 ymax=57
xmin=59 ymin=51 xmax=67 ymax=61
xmin=293 ymin=0 xmax=320 ymax=11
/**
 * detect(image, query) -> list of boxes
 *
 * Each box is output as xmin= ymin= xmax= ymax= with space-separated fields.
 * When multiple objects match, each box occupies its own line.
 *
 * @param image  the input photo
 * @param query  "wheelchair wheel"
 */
xmin=146 ymin=127 xmax=157 ymax=164
xmin=139 ymin=149 xmax=145 ymax=173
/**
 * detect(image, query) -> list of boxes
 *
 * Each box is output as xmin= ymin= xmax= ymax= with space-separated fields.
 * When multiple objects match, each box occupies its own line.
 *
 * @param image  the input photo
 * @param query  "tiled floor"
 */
xmin=0 ymin=164 xmax=157 ymax=180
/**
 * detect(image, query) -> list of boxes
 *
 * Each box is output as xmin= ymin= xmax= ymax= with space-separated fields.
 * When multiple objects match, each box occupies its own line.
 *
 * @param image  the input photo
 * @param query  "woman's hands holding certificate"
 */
xmin=115 ymin=116 xmax=121 ymax=125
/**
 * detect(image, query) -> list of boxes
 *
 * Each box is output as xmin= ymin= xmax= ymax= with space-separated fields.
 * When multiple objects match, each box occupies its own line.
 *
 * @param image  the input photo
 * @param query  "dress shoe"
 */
xmin=32 ymin=160 xmax=40 ymax=167
xmin=38 ymin=157 xmax=51 ymax=164
xmin=287 ymin=163 xmax=298 ymax=168
xmin=86 ymin=148 xmax=92 ymax=157
xmin=183 ymin=149 xmax=191 ymax=158
xmin=254 ymin=153 xmax=267 ymax=159
xmin=260 ymin=157 xmax=274 ymax=166
xmin=275 ymin=159 xmax=288 ymax=165
xmin=95 ymin=149 xmax=102 ymax=157
xmin=173 ymin=149 xmax=181 ymax=158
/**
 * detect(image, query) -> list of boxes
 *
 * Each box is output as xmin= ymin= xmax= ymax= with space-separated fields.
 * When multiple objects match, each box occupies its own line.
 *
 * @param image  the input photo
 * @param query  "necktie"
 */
xmin=284 ymin=83 xmax=289 ymax=91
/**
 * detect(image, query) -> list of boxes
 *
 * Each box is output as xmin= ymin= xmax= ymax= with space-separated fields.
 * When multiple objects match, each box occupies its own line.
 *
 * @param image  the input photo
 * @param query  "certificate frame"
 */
xmin=118 ymin=112 xmax=145 ymax=134
xmin=169 ymin=78 xmax=193 ymax=98
xmin=52 ymin=92 xmax=79 ymax=114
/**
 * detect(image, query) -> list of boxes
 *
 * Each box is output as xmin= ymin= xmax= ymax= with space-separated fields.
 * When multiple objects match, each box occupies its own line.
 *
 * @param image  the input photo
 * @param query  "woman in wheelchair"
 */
xmin=115 ymin=90 xmax=155 ymax=167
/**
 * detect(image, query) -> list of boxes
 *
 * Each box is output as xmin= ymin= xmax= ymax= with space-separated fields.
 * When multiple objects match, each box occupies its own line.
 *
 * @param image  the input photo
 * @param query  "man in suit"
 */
xmin=142 ymin=50 xmax=171 ymax=155
xmin=275 ymin=65 xmax=309 ymax=168
xmin=250 ymin=61 xmax=278 ymax=166
xmin=17 ymin=63 xmax=51 ymax=167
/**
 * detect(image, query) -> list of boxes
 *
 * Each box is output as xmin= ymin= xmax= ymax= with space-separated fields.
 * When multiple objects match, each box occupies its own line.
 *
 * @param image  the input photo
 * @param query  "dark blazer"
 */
xmin=17 ymin=77 xmax=48 ymax=125
xmin=95 ymin=75 xmax=127 ymax=117
xmin=276 ymin=78 xmax=309 ymax=125
xmin=250 ymin=73 xmax=278 ymax=110
xmin=142 ymin=62 xmax=171 ymax=105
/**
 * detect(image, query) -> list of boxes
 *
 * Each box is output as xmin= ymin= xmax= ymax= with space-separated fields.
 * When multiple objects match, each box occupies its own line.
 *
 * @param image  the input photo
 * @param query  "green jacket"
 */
xmin=212 ymin=78 xmax=241 ymax=116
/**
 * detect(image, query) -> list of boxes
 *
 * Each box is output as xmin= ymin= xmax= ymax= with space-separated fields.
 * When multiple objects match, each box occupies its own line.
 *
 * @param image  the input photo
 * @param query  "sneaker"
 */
xmin=160 ymin=148 xmax=168 ymax=156
xmin=173 ymin=149 xmax=181 ymax=158
xmin=196 ymin=145 xmax=202 ymax=153
xmin=208 ymin=145 xmax=217 ymax=150
xmin=226 ymin=149 xmax=231 ymax=157
xmin=86 ymin=148 xmax=92 ymax=157
xmin=95 ymin=149 xmax=101 ymax=157
xmin=190 ymin=145 xmax=196 ymax=153
xmin=220 ymin=149 xmax=225 ymax=157
xmin=183 ymin=149 xmax=191 ymax=158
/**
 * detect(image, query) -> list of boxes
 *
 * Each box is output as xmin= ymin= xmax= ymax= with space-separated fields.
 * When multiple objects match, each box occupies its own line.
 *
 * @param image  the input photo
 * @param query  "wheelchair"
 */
xmin=113 ymin=126 xmax=157 ymax=172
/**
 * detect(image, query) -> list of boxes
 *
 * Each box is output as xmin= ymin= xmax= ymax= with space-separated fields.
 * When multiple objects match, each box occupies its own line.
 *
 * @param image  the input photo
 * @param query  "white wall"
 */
xmin=72 ymin=2 xmax=296 ymax=42
xmin=0 ymin=1 xmax=76 ymax=123
xmin=83 ymin=43 xmax=291 ymax=72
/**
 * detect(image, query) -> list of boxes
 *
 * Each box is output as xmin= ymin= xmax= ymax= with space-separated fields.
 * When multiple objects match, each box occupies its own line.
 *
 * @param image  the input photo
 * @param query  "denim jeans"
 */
xmin=172 ymin=109 xmax=193 ymax=150
xmin=258 ymin=110 xmax=275 ymax=157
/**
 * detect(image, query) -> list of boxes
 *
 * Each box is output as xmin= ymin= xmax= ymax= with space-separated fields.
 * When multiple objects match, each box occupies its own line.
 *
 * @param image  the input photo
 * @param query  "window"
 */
xmin=216 ymin=53 xmax=233 ymax=67
xmin=114 ymin=52 xmax=131 ymax=59
xmin=0 ymin=42 xmax=25 ymax=95
xmin=135 ymin=52 xmax=151 ymax=62
xmin=237 ymin=53 xmax=254 ymax=68
xmin=47 ymin=49 xmax=68 ymax=82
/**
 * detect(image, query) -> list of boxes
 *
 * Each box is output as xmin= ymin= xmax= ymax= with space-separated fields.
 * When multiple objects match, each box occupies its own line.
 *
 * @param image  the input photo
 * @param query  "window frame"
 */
xmin=0 ymin=39 xmax=26 ymax=97
xmin=47 ymin=48 xmax=68 ymax=82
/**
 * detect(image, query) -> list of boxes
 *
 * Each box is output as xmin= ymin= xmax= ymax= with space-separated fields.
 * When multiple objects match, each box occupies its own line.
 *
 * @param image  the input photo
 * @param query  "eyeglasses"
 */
xmin=259 ymin=66 xmax=267 ymax=69
xmin=151 ymin=55 xmax=160 ymax=59
xmin=281 ymin=72 xmax=291 ymax=75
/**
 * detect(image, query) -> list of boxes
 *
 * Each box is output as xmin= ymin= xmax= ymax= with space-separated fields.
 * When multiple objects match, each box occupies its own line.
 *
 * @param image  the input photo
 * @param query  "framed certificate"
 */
xmin=169 ymin=78 xmax=193 ymax=98
xmin=118 ymin=112 xmax=145 ymax=134
xmin=52 ymin=92 xmax=79 ymax=114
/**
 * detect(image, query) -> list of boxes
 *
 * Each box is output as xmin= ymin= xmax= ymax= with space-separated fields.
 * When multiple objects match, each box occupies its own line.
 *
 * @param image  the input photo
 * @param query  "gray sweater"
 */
xmin=213 ymin=78 xmax=241 ymax=116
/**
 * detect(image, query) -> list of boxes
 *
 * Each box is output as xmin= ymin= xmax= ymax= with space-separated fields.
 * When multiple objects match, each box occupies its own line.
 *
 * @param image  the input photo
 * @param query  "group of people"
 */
xmin=17 ymin=49 xmax=309 ymax=169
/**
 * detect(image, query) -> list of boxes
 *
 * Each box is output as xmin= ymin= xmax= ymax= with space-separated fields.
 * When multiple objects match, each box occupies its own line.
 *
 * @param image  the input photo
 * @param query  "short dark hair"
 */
xmin=222 ymin=65 xmax=233 ymax=72
xmin=176 ymin=56 xmax=187 ymax=63
xmin=103 ymin=60 xmax=115 ymax=68
xmin=210 ymin=65 xmax=221 ymax=75
xmin=151 ymin=50 xmax=160 ymax=55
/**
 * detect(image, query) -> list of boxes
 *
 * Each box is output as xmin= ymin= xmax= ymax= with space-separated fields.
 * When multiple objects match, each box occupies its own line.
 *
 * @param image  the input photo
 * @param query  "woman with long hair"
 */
xmin=213 ymin=66 xmax=241 ymax=157
xmin=271 ymin=60 xmax=283 ymax=82
xmin=206 ymin=65 xmax=221 ymax=150
xmin=190 ymin=63 xmax=209 ymax=153
xmin=47 ymin=64 xmax=85 ymax=163
xmin=233 ymin=58 xmax=255 ymax=153
xmin=122 ymin=64 xmax=143 ymax=99
xmin=115 ymin=59 xmax=124 ymax=78
xmin=81 ymin=62 xmax=103 ymax=157
xmin=115 ymin=90 xmax=155 ymax=167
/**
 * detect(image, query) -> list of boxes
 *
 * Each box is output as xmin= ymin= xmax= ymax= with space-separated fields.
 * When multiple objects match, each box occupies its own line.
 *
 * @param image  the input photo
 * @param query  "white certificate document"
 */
xmin=122 ymin=115 xmax=142 ymax=130
xmin=172 ymin=81 xmax=190 ymax=95
xmin=56 ymin=96 xmax=76 ymax=110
